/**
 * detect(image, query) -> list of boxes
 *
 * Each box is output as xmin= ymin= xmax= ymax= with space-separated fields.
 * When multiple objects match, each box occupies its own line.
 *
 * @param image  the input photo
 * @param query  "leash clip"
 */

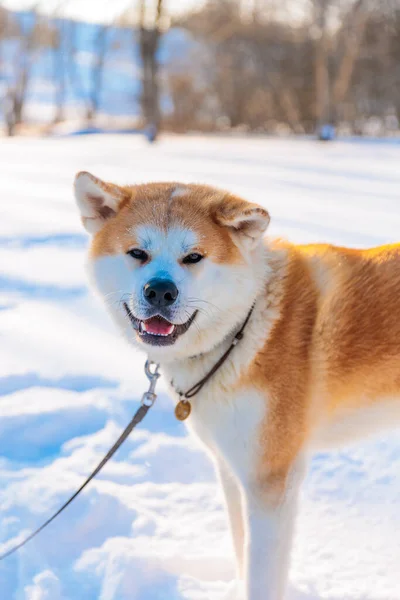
xmin=141 ymin=360 xmax=160 ymax=406
xmin=141 ymin=391 xmax=157 ymax=407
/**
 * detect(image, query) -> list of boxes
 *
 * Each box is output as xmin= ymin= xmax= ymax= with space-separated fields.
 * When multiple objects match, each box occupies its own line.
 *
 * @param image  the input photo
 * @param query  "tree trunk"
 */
xmin=138 ymin=0 xmax=163 ymax=132
xmin=140 ymin=27 xmax=161 ymax=128
xmin=315 ymin=7 xmax=331 ymax=135
xmin=86 ymin=25 xmax=108 ymax=127
xmin=332 ymin=0 xmax=369 ymax=124
xmin=53 ymin=24 xmax=65 ymax=124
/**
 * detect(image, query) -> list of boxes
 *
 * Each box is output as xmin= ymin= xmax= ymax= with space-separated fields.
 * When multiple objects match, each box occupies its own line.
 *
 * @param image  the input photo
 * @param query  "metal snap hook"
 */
xmin=141 ymin=391 xmax=157 ymax=407
xmin=145 ymin=360 xmax=160 ymax=381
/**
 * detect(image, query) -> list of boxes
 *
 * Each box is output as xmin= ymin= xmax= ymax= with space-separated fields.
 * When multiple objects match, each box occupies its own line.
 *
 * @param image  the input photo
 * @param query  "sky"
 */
xmin=1 ymin=0 xmax=206 ymax=24
xmin=1 ymin=0 xmax=309 ymax=28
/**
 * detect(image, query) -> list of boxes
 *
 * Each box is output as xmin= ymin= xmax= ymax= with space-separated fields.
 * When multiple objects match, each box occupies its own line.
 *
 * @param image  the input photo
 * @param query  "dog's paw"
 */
xmin=222 ymin=580 xmax=245 ymax=600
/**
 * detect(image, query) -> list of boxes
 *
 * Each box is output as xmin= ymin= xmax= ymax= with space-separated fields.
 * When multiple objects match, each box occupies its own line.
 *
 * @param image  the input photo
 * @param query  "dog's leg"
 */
xmin=217 ymin=461 xmax=245 ymax=577
xmin=243 ymin=458 xmax=306 ymax=600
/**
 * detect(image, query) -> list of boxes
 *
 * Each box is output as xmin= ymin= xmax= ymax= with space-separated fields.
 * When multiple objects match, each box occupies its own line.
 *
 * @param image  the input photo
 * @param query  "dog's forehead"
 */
xmin=125 ymin=184 xmax=208 ymax=237
xmin=135 ymin=224 xmax=198 ymax=255
xmin=89 ymin=183 xmax=242 ymax=264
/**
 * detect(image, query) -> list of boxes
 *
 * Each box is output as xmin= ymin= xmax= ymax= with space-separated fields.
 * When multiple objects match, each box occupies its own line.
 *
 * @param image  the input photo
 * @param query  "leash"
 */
xmin=0 ymin=361 xmax=160 ymax=562
xmin=0 ymin=304 xmax=255 ymax=561
xmin=172 ymin=303 xmax=255 ymax=420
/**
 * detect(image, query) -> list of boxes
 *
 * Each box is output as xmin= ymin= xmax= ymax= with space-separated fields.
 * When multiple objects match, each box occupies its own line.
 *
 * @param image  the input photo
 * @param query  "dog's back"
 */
xmin=295 ymin=242 xmax=400 ymax=446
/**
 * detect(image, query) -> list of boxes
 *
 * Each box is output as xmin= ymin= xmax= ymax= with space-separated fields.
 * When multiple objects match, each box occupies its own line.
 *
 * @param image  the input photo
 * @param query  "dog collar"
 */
xmin=171 ymin=303 xmax=255 ymax=420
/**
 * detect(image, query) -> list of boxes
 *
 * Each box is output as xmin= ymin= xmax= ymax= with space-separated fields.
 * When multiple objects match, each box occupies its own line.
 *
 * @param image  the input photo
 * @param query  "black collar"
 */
xmin=171 ymin=303 xmax=255 ymax=420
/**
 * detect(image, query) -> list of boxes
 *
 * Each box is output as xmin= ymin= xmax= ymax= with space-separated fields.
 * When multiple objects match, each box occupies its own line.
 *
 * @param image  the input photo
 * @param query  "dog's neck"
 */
xmin=159 ymin=305 xmax=255 ymax=401
xmin=159 ymin=242 xmax=288 ymax=399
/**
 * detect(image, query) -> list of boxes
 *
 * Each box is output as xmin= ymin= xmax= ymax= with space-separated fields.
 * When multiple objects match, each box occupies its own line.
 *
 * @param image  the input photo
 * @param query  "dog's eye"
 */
xmin=127 ymin=248 xmax=148 ymax=262
xmin=182 ymin=252 xmax=203 ymax=265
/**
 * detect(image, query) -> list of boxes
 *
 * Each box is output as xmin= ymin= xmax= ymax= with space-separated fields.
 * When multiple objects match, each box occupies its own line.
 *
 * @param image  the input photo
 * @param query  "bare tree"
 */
xmin=177 ymin=0 xmax=309 ymax=132
xmin=85 ymin=24 xmax=109 ymax=126
xmin=313 ymin=0 xmax=331 ymax=133
xmin=166 ymin=72 xmax=207 ymax=131
xmin=51 ymin=20 xmax=65 ymax=123
xmin=311 ymin=0 xmax=371 ymax=138
xmin=54 ymin=16 xmax=111 ymax=127
xmin=0 ymin=0 xmax=398 ymax=136
xmin=0 ymin=9 xmax=54 ymax=135
xmin=138 ymin=0 xmax=164 ymax=132
xmin=176 ymin=0 xmax=398 ymax=135
xmin=49 ymin=1 xmax=72 ymax=124
xmin=332 ymin=1 xmax=370 ymax=120
xmin=119 ymin=0 xmax=166 ymax=133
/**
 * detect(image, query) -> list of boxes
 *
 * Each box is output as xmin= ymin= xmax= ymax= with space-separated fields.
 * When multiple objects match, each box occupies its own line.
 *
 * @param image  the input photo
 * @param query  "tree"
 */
xmin=138 ymin=0 xmax=164 ymax=131
xmin=0 ymin=8 xmax=54 ymax=135
xmin=311 ymin=0 xmax=372 ymax=138
xmin=85 ymin=24 xmax=110 ymax=126
xmin=176 ymin=0 xmax=311 ymax=132
xmin=49 ymin=1 xmax=72 ymax=124
xmin=118 ymin=0 xmax=166 ymax=133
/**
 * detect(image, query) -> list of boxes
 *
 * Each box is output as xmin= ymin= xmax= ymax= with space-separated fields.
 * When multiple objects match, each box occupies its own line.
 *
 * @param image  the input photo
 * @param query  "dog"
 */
xmin=74 ymin=171 xmax=400 ymax=600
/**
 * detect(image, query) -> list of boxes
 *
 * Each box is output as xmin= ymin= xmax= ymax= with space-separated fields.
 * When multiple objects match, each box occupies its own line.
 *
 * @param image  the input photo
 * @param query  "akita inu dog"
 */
xmin=75 ymin=172 xmax=400 ymax=600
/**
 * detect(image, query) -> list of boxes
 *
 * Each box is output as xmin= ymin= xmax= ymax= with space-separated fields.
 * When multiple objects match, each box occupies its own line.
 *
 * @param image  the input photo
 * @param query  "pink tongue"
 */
xmin=143 ymin=317 xmax=174 ymax=335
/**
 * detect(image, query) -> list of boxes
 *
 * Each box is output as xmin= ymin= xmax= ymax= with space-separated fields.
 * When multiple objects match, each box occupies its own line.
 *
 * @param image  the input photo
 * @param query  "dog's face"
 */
xmin=75 ymin=173 xmax=270 ymax=361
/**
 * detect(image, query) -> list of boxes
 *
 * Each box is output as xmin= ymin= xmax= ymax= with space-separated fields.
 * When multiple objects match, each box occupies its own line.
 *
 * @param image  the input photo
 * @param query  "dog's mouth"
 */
xmin=123 ymin=303 xmax=197 ymax=346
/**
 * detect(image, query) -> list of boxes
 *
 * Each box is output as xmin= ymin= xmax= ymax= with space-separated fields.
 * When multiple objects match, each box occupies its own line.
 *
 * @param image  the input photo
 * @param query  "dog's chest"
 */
xmin=168 ymin=372 xmax=267 ymax=479
xmin=164 ymin=308 xmax=271 ymax=478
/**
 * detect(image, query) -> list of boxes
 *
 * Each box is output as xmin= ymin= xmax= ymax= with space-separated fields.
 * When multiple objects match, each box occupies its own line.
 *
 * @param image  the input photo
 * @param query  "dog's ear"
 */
xmin=214 ymin=194 xmax=270 ymax=250
xmin=74 ymin=171 xmax=129 ymax=234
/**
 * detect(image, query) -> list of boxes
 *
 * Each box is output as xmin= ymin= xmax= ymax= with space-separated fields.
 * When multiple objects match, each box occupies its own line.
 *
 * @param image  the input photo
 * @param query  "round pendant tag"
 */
xmin=175 ymin=399 xmax=191 ymax=421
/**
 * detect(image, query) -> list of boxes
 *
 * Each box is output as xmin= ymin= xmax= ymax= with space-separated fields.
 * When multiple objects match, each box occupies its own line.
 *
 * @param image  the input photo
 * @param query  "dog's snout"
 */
xmin=143 ymin=278 xmax=179 ymax=307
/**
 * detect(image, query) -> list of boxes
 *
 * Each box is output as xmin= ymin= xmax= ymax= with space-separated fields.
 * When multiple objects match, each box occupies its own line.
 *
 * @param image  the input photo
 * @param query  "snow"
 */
xmin=0 ymin=134 xmax=399 ymax=599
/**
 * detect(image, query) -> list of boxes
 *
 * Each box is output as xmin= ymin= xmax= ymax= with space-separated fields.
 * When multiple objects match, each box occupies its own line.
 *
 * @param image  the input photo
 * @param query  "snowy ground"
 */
xmin=0 ymin=134 xmax=399 ymax=600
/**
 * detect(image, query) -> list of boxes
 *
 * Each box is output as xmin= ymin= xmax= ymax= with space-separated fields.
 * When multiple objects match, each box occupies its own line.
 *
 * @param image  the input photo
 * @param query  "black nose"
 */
xmin=143 ymin=278 xmax=179 ymax=307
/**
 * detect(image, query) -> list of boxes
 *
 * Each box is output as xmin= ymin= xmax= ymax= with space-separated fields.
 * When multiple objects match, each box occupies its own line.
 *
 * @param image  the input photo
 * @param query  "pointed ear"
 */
xmin=74 ymin=171 xmax=129 ymax=234
xmin=214 ymin=195 xmax=270 ymax=249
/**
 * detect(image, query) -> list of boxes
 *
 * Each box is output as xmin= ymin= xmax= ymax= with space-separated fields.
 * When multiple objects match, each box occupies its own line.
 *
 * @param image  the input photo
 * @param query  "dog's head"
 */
xmin=75 ymin=173 xmax=270 ymax=361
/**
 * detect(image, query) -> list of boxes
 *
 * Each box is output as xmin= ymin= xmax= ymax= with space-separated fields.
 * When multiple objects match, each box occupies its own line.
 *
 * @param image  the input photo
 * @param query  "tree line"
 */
xmin=0 ymin=0 xmax=400 ymax=137
xmin=0 ymin=0 xmax=164 ymax=136
xmin=168 ymin=0 xmax=400 ymax=136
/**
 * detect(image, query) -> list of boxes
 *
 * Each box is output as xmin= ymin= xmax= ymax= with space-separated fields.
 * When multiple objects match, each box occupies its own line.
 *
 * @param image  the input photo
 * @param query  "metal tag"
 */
xmin=175 ymin=399 xmax=191 ymax=421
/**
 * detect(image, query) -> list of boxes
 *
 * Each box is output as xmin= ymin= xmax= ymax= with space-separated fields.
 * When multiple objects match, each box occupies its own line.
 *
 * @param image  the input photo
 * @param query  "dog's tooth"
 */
xmin=140 ymin=324 xmax=174 ymax=337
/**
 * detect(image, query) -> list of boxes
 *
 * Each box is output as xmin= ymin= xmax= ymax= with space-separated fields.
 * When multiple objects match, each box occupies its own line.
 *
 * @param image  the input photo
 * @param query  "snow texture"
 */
xmin=0 ymin=134 xmax=399 ymax=600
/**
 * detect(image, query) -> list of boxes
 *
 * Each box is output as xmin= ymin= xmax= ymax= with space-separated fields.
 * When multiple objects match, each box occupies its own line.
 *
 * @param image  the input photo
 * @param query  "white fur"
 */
xmin=163 ymin=294 xmax=296 ymax=600
xmin=312 ymin=397 xmax=400 ymax=450
xmin=243 ymin=458 xmax=305 ymax=600
xmin=185 ymin=384 xmax=304 ymax=600
xmin=87 ymin=221 xmax=296 ymax=598
xmin=134 ymin=224 xmax=197 ymax=257
xmin=89 ymin=223 xmax=272 ymax=362
xmin=81 ymin=185 xmax=400 ymax=598
xmin=163 ymin=377 xmax=303 ymax=600
xmin=76 ymin=176 xmax=303 ymax=598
